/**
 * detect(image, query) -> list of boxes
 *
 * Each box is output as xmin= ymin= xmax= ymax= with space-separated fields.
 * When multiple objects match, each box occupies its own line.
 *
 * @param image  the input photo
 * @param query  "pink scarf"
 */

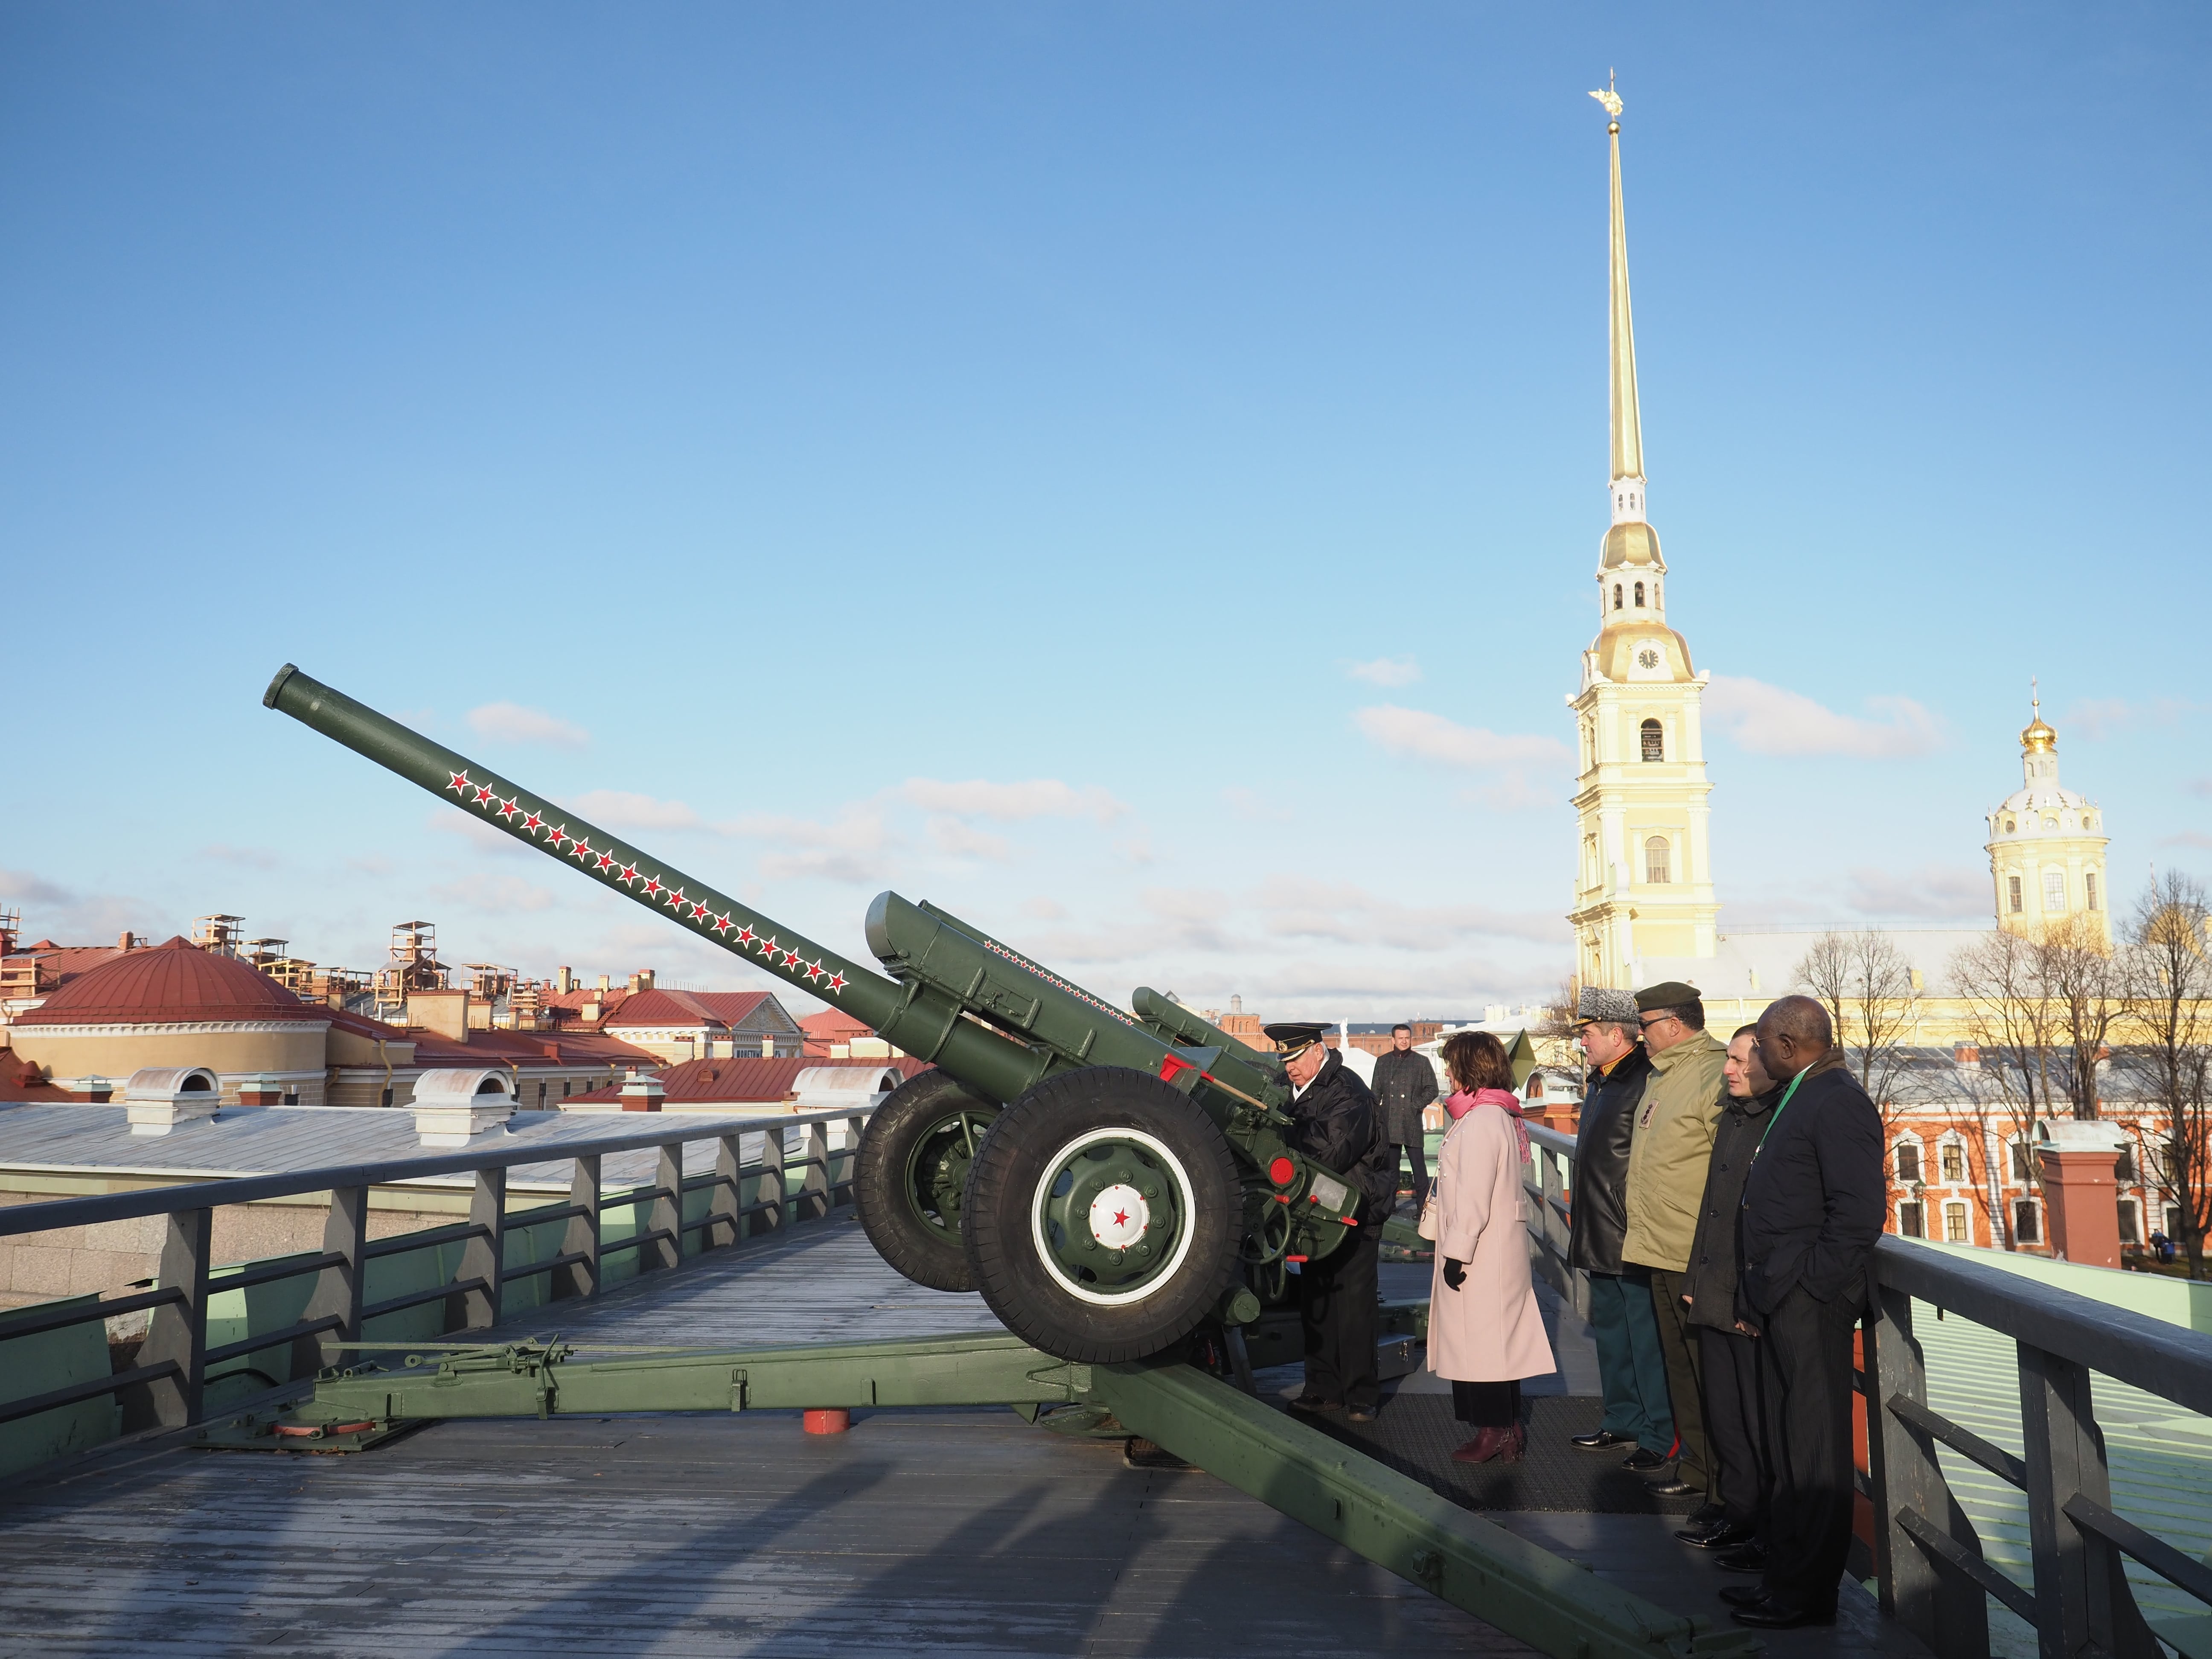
xmin=1444 ymin=1086 xmax=1529 ymax=1161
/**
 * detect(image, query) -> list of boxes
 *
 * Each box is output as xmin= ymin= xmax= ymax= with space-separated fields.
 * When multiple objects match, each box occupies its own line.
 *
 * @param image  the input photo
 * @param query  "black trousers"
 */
xmin=1697 ymin=1323 xmax=1767 ymax=1532
xmin=1648 ymin=1267 xmax=1708 ymax=1491
xmin=1755 ymin=1278 xmax=1863 ymax=1617
xmin=1391 ymin=1138 xmax=1430 ymax=1209
xmin=1452 ymin=1378 xmax=1521 ymax=1427
xmin=1298 ymin=1225 xmax=1380 ymax=1409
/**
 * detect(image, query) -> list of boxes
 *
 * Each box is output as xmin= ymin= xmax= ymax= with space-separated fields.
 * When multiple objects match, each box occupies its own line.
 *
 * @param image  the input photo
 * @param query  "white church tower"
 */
xmin=1567 ymin=79 xmax=1721 ymax=989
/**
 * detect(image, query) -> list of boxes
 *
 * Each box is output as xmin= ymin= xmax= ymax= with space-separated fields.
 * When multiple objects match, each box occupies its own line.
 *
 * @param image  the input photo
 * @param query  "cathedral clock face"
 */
xmin=1637 ymin=648 xmax=1659 ymax=670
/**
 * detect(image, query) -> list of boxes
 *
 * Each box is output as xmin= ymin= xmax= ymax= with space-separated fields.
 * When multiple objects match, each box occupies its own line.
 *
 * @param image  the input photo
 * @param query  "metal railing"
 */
xmin=0 ymin=1106 xmax=873 ymax=1442
xmin=1522 ymin=1121 xmax=2212 ymax=1659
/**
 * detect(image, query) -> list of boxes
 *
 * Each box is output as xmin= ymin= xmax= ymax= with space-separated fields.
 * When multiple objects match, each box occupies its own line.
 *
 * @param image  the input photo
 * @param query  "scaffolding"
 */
xmin=190 ymin=915 xmax=246 ymax=957
xmin=371 ymin=921 xmax=448 ymax=1024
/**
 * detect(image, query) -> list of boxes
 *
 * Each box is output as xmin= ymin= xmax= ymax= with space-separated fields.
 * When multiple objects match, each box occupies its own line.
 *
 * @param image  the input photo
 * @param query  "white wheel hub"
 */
xmin=1088 ymin=1184 xmax=1149 ymax=1250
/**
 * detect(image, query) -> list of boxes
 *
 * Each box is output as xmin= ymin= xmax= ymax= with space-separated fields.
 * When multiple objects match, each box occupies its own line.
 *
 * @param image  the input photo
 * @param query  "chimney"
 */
xmin=117 ymin=931 xmax=135 ymax=952
xmin=761 ymin=1034 xmax=777 ymax=1058
xmin=235 ymin=1074 xmax=286 ymax=1106
xmin=407 ymin=988 xmax=473 ymax=1044
xmin=556 ymin=966 xmax=574 ymax=993
xmin=410 ymin=1067 xmax=518 ymax=1146
xmin=596 ymin=974 xmax=611 ymax=993
xmin=2037 ymin=1121 xmax=2130 ymax=1268
xmin=621 ymin=1076 xmax=665 ymax=1113
xmin=124 ymin=1067 xmax=221 ymax=1136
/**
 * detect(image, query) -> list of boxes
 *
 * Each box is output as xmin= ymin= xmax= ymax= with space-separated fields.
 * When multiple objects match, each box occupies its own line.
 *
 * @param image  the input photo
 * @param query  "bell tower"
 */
xmin=1567 ymin=78 xmax=1721 ymax=989
xmin=1986 ymin=687 xmax=2112 ymax=947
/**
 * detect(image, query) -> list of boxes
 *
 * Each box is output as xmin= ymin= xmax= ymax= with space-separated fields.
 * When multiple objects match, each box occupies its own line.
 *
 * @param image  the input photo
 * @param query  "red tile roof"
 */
xmin=600 ymin=989 xmax=774 ymax=1030
xmin=568 ymin=1054 xmax=928 ymax=1105
xmin=15 ymin=937 xmax=326 ymax=1026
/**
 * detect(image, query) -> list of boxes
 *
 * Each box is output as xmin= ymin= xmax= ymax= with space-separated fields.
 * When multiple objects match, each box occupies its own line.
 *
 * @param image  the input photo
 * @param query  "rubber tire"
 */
xmin=854 ymin=1070 xmax=1000 ymax=1292
xmin=964 ymin=1066 xmax=1242 ymax=1364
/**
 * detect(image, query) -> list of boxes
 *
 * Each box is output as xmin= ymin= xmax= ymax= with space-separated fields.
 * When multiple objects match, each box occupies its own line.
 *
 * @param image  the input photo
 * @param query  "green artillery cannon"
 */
xmin=262 ymin=666 xmax=1368 ymax=1366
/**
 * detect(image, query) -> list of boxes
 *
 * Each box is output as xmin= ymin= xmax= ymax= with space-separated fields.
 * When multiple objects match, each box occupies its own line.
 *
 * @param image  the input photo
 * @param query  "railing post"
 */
xmin=458 ymin=1167 xmax=505 ymax=1331
xmin=2018 ymin=1342 xmax=2161 ymax=1659
xmin=296 ymin=1184 xmax=367 ymax=1378
xmin=753 ymin=1126 xmax=787 ymax=1239
xmin=709 ymin=1134 xmax=742 ymax=1250
xmin=797 ymin=1119 xmax=830 ymax=1224
xmin=834 ymin=1115 xmax=863 ymax=1207
xmin=554 ymin=1154 xmax=600 ymax=1301
xmin=650 ymin=1141 xmax=684 ymax=1271
xmin=137 ymin=1207 xmax=211 ymax=1429
xmin=1869 ymin=1283 xmax=1988 ymax=1655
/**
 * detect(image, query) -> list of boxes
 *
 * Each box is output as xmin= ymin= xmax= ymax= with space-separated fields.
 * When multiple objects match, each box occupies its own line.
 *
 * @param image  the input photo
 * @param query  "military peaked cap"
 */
xmin=1261 ymin=1021 xmax=1330 ymax=1057
xmin=1573 ymin=987 xmax=1639 ymax=1026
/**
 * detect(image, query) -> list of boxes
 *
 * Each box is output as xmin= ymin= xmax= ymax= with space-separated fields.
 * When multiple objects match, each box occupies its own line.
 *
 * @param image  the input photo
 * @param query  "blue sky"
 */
xmin=4 ymin=3 xmax=2207 ymax=1020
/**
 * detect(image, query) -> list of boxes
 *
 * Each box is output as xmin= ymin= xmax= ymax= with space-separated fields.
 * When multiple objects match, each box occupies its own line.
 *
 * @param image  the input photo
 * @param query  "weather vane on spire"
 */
xmin=1589 ymin=70 xmax=1622 ymax=121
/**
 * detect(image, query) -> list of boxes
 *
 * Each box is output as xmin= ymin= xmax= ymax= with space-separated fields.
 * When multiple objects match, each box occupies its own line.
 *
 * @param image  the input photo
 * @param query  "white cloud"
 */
xmin=466 ymin=701 xmax=591 ymax=749
xmin=197 ymin=844 xmax=282 ymax=870
xmin=431 ymin=875 xmax=558 ymax=914
xmin=1022 ymin=896 xmax=1067 ymax=921
xmin=728 ymin=806 xmax=896 ymax=885
xmin=927 ymin=817 xmax=1012 ymax=862
xmin=897 ymin=778 xmax=1125 ymax=824
xmin=1703 ymin=675 xmax=1942 ymax=759
xmin=1221 ymin=786 xmax=1292 ymax=823
xmin=1843 ymin=865 xmax=1989 ymax=920
xmin=570 ymin=790 xmax=704 ymax=832
xmin=0 ymin=867 xmax=160 ymax=943
xmin=1252 ymin=876 xmax=1566 ymax=949
xmin=1345 ymin=655 xmax=1421 ymax=687
xmin=1345 ymin=703 xmax=1575 ymax=787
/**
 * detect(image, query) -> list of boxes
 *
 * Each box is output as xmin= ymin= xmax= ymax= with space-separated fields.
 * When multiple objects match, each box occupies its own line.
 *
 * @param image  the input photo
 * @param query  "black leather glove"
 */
xmin=1443 ymin=1257 xmax=1467 ymax=1290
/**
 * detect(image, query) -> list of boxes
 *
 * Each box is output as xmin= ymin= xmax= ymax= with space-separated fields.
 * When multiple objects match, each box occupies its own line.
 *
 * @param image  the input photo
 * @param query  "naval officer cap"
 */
xmin=1261 ymin=1022 xmax=1330 ymax=1058
xmin=1572 ymin=987 xmax=1639 ymax=1027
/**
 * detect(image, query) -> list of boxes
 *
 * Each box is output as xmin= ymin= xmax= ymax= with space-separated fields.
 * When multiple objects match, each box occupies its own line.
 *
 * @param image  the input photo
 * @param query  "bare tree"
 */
xmin=1947 ymin=928 xmax=2062 ymax=1250
xmin=1792 ymin=929 xmax=1919 ymax=1112
xmin=2039 ymin=912 xmax=2123 ymax=1121
xmin=2122 ymin=874 xmax=2212 ymax=1279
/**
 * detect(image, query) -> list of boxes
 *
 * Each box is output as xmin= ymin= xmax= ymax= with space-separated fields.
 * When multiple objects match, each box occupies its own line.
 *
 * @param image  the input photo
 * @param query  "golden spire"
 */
xmin=2021 ymin=677 xmax=2057 ymax=754
xmin=1595 ymin=70 xmax=1644 ymax=486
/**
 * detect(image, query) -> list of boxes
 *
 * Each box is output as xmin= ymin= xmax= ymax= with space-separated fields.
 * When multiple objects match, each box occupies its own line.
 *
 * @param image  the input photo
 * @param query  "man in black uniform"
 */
xmin=1265 ymin=1022 xmax=1397 ymax=1423
xmin=1727 ymin=995 xmax=1884 ymax=1631
xmin=1370 ymin=1023 xmax=1440 ymax=1211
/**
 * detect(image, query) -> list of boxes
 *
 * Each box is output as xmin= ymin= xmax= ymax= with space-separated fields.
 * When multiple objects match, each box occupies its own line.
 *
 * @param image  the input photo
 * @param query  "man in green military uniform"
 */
xmin=1621 ymin=981 xmax=1729 ymax=1504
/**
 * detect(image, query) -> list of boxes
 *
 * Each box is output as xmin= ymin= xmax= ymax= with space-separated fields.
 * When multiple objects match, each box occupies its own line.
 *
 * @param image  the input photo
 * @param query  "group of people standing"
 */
xmin=1566 ymin=982 xmax=1886 ymax=1630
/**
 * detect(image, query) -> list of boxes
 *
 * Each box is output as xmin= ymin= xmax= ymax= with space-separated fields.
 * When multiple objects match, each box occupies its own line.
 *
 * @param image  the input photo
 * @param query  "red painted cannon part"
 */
xmin=803 ymin=1409 xmax=851 ymax=1435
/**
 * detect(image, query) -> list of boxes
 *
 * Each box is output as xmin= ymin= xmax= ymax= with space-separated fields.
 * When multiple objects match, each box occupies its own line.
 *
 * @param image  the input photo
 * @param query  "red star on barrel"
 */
xmin=662 ymin=886 xmax=686 ymax=910
xmin=735 ymin=925 xmax=757 ymax=946
xmin=803 ymin=960 xmax=825 ymax=982
xmin=446 ymin=771 xmax=471 ymax=795
xmin=496 ymin=797 xmax=521 ymax=820
xmin=757 ymin=936 xmax=780 ymax=958
xmin=474 ymin=785 xmax=495 ymax=804
xmin=689 ymin=900 xmax=710 ymax=920
xmin=595 ymin=852 xmax=615 ymax=871
xmin=522 ymin=812 xmax=544 ymax=834
xmin=827 ymin=972 xmax=847 ymax=992
xmin=712 ymin=913 xmax=733 ymax=934
xmin=544 ymin=824 xmax=568 ymax=849
xmin=570 ymin=837 xmax=592 ymax=861
xmin=618 ymin=863 xmax=640 ymax=885
xmin=642 ymin=875 xmax=664 ymax=899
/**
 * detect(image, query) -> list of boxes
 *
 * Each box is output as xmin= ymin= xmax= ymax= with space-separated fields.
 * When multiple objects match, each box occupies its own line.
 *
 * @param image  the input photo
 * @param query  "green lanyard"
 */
xmin=1749 ymin=1066 xmax=1812 ymax=1167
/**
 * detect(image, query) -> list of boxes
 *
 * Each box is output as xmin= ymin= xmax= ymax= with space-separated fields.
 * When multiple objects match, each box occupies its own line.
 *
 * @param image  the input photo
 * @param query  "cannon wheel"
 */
xmin=853 ymin=1070 xmax=1001 ymax=1292
xmin=964 ymin=1066 xmax=1241 ymax=1364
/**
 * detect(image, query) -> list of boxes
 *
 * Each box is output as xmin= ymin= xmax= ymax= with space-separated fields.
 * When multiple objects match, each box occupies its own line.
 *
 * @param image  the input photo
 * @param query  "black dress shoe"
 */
xmin=1646 ymin=1476 xmax=1700 ymax=1497
xmin=1570 ymin=1429 xmax=1634 ymax=1451
xmin=1718 ymin=1584 xmax=1770 ymax=1609
xmin=1682 ymin=1501 xmax=1727 ymax=1529
xmin=1731 ymin=1603 xmax=1835 ymax=1630
xmin=1344 ymin=1405 xmax=1377 ymax=1424
xmin=1677 ymin=1520 xmax=1758 ymax=1551
xmin=1289 ymin=1395 xmax=1342 ymax=1415
xmin=1714 ymin=1543 xmax=1768 ymax=1574
xmin=1619 ymin=1447 xmax=1668 ymax=1473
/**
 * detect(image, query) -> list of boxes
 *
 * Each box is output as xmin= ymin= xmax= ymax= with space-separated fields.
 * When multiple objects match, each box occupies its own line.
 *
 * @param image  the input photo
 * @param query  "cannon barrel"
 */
xmin=263 ymin=664 xmax=1051 ymax=1104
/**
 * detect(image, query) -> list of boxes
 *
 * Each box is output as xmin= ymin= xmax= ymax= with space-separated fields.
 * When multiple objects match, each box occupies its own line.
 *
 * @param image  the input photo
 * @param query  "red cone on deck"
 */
xmin=803 ymin=1409 xmax=850 ymax=1435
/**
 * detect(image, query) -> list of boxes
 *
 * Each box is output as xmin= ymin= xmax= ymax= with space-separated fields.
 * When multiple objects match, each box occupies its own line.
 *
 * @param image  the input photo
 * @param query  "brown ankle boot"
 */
xmin=1452 ymin=1425 xmax=1520 ymax=1464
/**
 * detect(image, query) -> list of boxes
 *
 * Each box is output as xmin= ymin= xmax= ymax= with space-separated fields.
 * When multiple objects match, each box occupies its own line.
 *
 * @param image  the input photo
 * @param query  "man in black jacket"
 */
xmin=1267 ymin=1022 xmax=1396 ymax=1423
xmin=1563 ymin=987 xmax=1674 ymax=1470
xmin=1674 ymin=1024 xmax=1777 ymax=1557
xmin=1727 ymin=995 xmax=1884 ymax=1631
xmin=1371 ymin=1023 xmax=1440 ymax=1210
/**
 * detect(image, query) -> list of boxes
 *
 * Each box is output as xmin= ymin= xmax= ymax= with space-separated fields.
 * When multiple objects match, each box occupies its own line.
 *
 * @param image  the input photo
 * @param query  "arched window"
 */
xmin=1894 ymin=1140 xmax=1922 ymax=1183
xmin=1653 ymin=579 xmax=1662 ymax=609
xmin=1633 ymin=581 xmax=1646 ymax=607
xmin=1612 ymin=583 xmax=1623 ymax=610
xmin=1644 ymin=835 xmax=1671 ymax=884
xmin=1640 ymin=719 xmax=1664 ymax=762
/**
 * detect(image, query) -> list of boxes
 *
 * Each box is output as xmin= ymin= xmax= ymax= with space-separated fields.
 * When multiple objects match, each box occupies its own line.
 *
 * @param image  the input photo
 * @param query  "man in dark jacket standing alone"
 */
xmin=1268 ymin=1023 xmax=1397 ymax=1424
xmin=1371 ymin=1023 xmax=1440 ymax=1210
xmin=1563 ymin=988 xmax=1674 ymax=1470
xmin=1727 ymin=995 xmax=1884 ymax=1631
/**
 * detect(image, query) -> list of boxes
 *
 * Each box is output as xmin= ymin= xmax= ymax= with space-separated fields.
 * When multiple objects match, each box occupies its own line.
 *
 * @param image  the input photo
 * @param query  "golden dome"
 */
xmin=2021 ymin=685 xmax=2056 ymax=754
xmin=1600 ymin=521 xmax=1663 ymax=570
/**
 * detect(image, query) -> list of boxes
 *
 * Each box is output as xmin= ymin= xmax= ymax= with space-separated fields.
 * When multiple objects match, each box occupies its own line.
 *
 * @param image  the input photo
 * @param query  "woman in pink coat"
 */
xmin=1429 ymin=1030 xmax=1556 ymax=1463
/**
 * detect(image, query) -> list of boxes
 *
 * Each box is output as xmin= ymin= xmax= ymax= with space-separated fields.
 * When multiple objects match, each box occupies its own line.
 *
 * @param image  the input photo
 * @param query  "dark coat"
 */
xmin=1735 ymin=1055 xmax=1886 ymax=1321
xmin=1682 ymin=1081 xmax=1779 ymax=1331
xmin=1285 ymin=1049 xmax=1398 ymax=1222
xmin=1566 ymin=1047 xmax=1653 ymax=1276
xmin=1370 ymin=1048 xmax=1440 ymax=1145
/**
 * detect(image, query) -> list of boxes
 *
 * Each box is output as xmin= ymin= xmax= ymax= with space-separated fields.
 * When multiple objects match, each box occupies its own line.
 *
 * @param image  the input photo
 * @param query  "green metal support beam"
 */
xmin=266 ymin=1332 xmax=1756 ymax=1659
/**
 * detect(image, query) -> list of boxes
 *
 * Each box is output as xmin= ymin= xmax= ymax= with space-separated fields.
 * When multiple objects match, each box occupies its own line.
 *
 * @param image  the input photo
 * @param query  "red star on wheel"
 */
xmin=521 ymin=812 xmax=544 ymax=834
xmin=642 ymin=875 xmax=664 ymax=899
xmin=618 ymin=863 xmax=640 ymax=885
xmin=712 ymin=913 xmax=733 ymax=935
xmin=803 ymin=960 xmax=825 ymax=982
xmin=446 ymin=771 xmax=471 ymax=795
xmin=474 ymin=785 xmax=495 ymax=804
xmin=827 ymin=972 xmax=847 ymax=993
xmin=1112 ymin=1209 xmax=1130 ymax=1228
